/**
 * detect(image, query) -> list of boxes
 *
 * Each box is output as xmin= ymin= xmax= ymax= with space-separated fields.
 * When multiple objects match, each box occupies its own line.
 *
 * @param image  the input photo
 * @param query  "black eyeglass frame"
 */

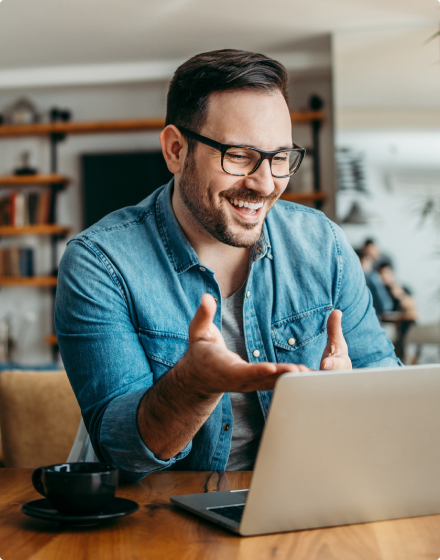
xmin=177 ymin=126 xmax=306 ymax=178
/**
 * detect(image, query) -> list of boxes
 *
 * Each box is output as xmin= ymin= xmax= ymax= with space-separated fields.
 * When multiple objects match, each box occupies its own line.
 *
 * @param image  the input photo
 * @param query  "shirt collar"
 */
xmin=156 ymin=178 xmax=273 ymax=274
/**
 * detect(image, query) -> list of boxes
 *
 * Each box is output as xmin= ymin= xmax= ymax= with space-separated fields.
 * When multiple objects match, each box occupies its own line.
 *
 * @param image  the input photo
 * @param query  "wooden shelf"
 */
xmin=0 ymin=174 xmax=70 ymax=187
xmin=0 ymin=276 xmax=57 ymax=287
xmin=280 ymin=192 xmax=326 ymax=203
xmin=0 ymin=224 xmax=71 ymax=237
xmin=0 ymin=111 xmax=324 ymax=138
xmin=45 ymin=334 xmax=58 ymax=346
xmin=290 ymin=110 xmax=324 ymax=124
xmin=0 ymin=119 xmax=165 ymax=137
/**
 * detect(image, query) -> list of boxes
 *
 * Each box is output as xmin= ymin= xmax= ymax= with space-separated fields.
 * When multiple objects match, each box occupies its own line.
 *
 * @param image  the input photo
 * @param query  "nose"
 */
xmin=243 ymin=159 xmax=275 ymax=197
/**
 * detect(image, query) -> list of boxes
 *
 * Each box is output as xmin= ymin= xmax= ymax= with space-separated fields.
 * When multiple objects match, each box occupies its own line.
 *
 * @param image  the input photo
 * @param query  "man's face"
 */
xmin=177 ymin=89 xmax=293 ymax=248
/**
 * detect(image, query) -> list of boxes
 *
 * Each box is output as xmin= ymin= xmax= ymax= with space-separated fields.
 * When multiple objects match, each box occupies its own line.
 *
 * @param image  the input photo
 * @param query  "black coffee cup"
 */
xmin=32 ymin=462 xmax=119 ymax=515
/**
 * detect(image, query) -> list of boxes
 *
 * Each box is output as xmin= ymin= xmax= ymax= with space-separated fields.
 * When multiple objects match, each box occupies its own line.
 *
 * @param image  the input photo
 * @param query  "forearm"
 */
xmin=137 ymin=354 xmax=222 ymax=460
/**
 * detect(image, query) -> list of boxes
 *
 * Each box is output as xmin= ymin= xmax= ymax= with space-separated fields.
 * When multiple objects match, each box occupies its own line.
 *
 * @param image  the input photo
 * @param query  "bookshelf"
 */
xmin=0 ymin=169 xmax=71 ymax=358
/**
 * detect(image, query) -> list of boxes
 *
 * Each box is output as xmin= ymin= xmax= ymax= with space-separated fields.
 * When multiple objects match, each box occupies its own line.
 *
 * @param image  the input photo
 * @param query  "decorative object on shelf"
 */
xmin=336 ymin=147 xmax=369 ymax=194
xmin=14 ymin=151 xmax=38 ymax=176
xmin=4 ymin=98 xmax=40 ymax=125
xmin=309 ymin=94 xmax=324 ymax=112
xmin=341 ymin=201 xmax=370 ymax=225
xmin=49 ymin=107 xmax=72 ymax=123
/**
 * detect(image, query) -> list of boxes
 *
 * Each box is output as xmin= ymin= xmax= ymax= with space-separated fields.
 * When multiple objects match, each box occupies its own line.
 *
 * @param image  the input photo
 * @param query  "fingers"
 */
xmin=275 ymin=363 xmax=314 ymax=374
xmin=188 ymin=294 xmax=218 ymax=343
xmin=321 ymin=355 xmax=352 ymax=371
xmin=326 ymin=310 xmax=347 ymax=350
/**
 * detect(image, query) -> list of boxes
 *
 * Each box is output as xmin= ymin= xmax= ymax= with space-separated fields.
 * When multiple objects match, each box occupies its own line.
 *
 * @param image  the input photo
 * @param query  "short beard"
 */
xmin=178 ymin=153 xmax=278 ymax=248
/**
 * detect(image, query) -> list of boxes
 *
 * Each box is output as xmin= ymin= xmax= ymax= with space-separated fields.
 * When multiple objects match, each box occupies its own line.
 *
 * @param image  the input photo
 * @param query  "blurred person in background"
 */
xmin=377 ymin=264 xmax=417 ymax=325
xmin=355 ymin=248 xmax=393 ymax=318
xmin=377 ymin=262 xmax=417 ymax=360
xmin=362 ymin=238 xmax=393 ymax=271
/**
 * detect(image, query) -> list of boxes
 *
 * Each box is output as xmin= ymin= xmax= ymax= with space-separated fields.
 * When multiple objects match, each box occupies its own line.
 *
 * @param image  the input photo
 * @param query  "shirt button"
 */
xmin=246 ymin=291 xmax=250 ymax=298
xmin=199 ymin=266 xmax=206 ymax=272
xmin=288 ymin=337 xmax=296 ymax=346
xmin=224 ymin=424 xmax=230 ymax=431
xmin=253 ymin=350 xmax=260 ymax=358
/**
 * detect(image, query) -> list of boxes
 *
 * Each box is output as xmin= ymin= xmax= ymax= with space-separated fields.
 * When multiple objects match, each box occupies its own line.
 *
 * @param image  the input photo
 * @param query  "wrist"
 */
xmin=176 ymin=350 xmax=221 ymax=400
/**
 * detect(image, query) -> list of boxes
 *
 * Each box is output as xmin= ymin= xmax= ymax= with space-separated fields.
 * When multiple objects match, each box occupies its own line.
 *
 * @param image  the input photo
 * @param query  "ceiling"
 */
xmin=0 ymin=0 xmax=439 ymax=113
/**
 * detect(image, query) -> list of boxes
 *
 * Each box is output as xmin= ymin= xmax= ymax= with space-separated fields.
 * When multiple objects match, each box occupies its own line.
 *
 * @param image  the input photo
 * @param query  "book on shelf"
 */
xmin=0 ymin=247 xmax=34 ymax=277
xmin=0 ymin=189 xmax=54 ymax=226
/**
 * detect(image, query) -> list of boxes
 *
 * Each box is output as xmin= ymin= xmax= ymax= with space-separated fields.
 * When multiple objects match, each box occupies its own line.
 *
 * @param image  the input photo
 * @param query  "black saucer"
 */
xmin=22 ymin=497 xmax=139 ymax=525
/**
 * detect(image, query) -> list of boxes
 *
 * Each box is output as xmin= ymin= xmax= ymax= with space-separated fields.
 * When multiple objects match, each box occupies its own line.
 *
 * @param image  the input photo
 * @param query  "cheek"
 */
xmin=276 ymin=178 xmax=290 ymax=193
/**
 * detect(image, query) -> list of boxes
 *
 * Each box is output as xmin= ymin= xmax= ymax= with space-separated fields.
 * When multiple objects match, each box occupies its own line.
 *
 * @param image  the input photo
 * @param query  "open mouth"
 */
xmin=225 ymin=197 xmax=264 ymax=221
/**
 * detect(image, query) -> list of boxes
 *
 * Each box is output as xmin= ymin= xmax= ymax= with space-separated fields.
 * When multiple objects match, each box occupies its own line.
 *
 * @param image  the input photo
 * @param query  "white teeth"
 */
xmin=228 ymin=197 xmax=264 ymax=210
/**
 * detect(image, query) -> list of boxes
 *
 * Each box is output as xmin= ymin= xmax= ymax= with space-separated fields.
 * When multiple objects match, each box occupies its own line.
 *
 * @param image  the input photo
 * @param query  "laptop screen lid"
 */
xmin=239 ymin=364 xmax=440 ymax=536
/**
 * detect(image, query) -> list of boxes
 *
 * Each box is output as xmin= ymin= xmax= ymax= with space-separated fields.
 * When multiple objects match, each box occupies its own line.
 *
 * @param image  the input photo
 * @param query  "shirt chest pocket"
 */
xmin=271 ymin=304 xmax=333 ymax=369
xmin=138 ymin=328 xmax=189 ymax=380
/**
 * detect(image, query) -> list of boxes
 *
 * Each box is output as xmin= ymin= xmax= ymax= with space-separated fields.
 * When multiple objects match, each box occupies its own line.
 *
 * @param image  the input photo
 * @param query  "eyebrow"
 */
xmin=226 ymin=142 xmax=294 ymax=151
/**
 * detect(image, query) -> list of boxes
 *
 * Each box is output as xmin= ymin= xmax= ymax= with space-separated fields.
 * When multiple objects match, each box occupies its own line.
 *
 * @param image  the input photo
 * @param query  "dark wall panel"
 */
xmin=81 ymin=151 xmax=173 ymax=229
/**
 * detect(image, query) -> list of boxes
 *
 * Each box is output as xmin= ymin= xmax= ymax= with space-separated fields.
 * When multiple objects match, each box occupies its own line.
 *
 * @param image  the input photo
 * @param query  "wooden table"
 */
xmin=2 ymin=468 xmax=440 ymax=560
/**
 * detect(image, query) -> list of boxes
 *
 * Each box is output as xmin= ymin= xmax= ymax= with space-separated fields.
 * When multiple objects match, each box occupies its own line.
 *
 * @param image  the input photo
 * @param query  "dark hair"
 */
xmin=165 ymin=49 xmax=289 ymax=138
xmin=354 ymin=248 xmax=365 ymax=260
xmin=363 ymin=238 xmax=375 ymax=247
xmin=376 ymin=261 xmax=393 ymax=272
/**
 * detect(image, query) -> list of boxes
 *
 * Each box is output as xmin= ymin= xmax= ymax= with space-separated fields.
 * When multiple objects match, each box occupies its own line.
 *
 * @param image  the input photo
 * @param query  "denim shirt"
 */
xmin=55 ymin=180 xmax=400 ymax=481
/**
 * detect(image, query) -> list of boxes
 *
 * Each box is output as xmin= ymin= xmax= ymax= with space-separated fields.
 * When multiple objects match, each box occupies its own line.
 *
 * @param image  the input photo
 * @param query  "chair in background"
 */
xmin=405 ymin=323 xmax=440 ymax=364
xmin=0 ymin=370 xmax=81 ymax=468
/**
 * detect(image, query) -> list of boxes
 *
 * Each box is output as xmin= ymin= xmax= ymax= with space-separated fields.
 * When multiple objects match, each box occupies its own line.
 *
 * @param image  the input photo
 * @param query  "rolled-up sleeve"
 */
xmin=55 ymin=238 xmax=191 ymax=481
xmin=331 ymin=224 xmax=402 ymax=369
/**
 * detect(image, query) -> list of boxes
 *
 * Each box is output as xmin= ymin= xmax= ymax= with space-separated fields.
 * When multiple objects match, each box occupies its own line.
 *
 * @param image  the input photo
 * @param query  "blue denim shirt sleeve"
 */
xmin=55 ymin=238 xmax=191 ymax=481
xmin=332 ymin=223 xmax=401 ymax=368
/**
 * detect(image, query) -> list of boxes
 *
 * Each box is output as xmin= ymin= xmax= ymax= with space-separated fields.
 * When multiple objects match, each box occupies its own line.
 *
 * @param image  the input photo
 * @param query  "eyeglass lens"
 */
xmin=223 ymin=147 xmax=302 ymax=177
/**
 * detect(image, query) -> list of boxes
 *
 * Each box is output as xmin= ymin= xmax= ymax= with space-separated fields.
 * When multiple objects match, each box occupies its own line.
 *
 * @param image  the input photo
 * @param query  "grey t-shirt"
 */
xmin=221 ymin=284 xmax=265 ymax=470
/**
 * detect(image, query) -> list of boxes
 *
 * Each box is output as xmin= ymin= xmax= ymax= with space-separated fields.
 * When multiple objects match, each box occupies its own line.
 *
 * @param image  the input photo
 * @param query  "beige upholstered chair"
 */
xmin=0 ymin=370 xmax=81 ymax=468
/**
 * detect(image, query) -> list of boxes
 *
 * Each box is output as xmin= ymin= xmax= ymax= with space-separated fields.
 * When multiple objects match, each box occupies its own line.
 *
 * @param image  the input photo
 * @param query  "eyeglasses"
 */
xmin=178 ymin=126 xmax=305 ymax=178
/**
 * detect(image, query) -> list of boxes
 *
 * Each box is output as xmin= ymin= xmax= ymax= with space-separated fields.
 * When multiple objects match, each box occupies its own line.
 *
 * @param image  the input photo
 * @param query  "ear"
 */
xmin=160 ymin=125 xmax=187 ymax=174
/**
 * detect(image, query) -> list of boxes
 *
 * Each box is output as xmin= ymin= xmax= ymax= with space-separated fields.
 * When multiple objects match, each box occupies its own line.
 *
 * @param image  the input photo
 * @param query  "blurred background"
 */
xmin=0 ymin=0 xmax=439 ymax=367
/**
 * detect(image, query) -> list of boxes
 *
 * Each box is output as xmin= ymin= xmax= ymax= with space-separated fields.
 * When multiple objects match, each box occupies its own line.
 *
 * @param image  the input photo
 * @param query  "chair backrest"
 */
xmin=0 ymin=370 xmax=81 ymax=468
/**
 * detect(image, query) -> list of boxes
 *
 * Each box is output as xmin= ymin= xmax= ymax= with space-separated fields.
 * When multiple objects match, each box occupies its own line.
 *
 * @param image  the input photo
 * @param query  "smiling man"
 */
xmin=55 ymin=50 xmax=400 ymax=481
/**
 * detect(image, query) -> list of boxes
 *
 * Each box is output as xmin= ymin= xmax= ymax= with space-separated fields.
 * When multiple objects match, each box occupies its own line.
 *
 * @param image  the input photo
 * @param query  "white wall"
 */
xmin=337 ymin=129 xmax=440 ymax=326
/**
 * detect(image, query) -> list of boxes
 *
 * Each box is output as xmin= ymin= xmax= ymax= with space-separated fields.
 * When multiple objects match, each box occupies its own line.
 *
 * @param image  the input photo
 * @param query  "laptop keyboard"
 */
xmin=208 ymin=505 xmax=245 ymax=523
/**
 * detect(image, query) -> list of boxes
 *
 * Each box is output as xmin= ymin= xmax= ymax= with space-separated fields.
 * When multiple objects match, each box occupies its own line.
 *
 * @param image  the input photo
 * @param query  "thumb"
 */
xmin=326 ymin=309 xmax=347 ymax=350
xmin=188 ymin=294 xmax=218 ymax=343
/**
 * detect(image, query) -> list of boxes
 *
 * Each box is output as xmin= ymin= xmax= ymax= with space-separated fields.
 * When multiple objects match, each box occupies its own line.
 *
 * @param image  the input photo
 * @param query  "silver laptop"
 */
xmin=171 ymin=364 xmax=440 ymax=536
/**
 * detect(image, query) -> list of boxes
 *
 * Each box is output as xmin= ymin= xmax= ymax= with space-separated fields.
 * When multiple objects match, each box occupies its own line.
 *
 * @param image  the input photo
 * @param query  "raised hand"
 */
xmin=187 ymin=294 xmax=312 ymax=394
xmin=320 ymin=310 xmax=352 ymax=371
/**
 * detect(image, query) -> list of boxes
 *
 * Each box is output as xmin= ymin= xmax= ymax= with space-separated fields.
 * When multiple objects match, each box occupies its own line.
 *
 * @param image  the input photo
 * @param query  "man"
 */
xmin=55 ymin=49 xmax=399 ymax=481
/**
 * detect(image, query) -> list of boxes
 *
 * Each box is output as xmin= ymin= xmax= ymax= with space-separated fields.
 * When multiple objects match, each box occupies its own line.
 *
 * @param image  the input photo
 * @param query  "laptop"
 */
xmin=171 ymin=364 xmax=440 ymax=536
